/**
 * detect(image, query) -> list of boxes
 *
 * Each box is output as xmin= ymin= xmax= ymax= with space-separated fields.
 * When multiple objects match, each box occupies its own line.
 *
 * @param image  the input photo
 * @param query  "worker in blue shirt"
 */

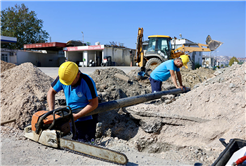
xmin=47 ymin=61 xmax=98 ymax=142
xmin=149 ymin=55 xmax=189 ymax=93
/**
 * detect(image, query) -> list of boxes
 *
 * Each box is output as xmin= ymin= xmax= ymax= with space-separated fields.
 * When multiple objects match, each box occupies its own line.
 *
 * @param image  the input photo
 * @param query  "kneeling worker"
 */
xmin=47 ymin=61 xmax=98 ymax=142
xmin=149 ymin=55 xmax=189 ymax=93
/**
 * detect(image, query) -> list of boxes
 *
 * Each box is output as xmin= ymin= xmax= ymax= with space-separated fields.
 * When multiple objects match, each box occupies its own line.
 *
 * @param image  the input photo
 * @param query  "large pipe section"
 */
xmin=74 ymin=88 xmax=190 ymax=116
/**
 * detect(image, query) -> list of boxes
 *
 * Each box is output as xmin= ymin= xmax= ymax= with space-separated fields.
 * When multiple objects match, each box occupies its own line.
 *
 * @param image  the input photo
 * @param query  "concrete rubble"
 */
xmin=1 ymin=60 xmax=245 ymax=165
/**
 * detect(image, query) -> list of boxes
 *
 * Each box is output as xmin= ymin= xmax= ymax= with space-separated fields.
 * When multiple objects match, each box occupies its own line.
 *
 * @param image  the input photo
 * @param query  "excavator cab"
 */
xmin=141 ymin=35 xmax=172 ymax=73
xmin=145 ymin=35 xmax=172 ymax=60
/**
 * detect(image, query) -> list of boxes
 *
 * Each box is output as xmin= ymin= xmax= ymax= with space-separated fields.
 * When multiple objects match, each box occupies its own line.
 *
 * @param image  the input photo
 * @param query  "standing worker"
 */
xmin=149 ymin=55 xmax=189 ymax=93
xmin=47 ymin=61 xmax=98 ymax=142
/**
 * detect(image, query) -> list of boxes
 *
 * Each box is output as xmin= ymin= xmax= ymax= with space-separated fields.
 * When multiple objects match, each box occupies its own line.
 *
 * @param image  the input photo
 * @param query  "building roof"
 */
xmin=24 ymin=42 xmax=67 ymax=51
xmin=1 ymin=36 xmax=17 ymax=43
xmin=63 ymin=45 xmax=105 ymax=51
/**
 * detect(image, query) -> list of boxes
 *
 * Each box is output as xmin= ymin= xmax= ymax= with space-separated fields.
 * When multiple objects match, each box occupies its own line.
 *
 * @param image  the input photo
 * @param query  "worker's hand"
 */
xmin=177 ymin=86 xmax=186 ymax=91
xmin=73 ymin=113 xmax=79 ymax=121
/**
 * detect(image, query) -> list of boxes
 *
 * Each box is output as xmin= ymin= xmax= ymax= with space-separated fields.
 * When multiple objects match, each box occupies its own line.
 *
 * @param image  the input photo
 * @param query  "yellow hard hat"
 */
xmin=58 ymin=61 xmax=78 ymax=85
xmin=180 ymin=55 xmax=190 ymax=69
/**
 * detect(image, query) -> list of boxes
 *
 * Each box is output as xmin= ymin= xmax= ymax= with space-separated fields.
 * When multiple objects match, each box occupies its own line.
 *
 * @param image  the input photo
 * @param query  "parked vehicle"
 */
xmin=101 ymin=56 xmax=112 ymax=66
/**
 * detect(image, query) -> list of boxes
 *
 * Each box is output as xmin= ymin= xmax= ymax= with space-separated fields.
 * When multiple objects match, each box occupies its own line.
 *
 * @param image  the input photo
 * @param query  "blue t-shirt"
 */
xmin=51 ymin=72 xmax=98 ymax=121
xmin=150 ymin=60 xmax=180 ymax=81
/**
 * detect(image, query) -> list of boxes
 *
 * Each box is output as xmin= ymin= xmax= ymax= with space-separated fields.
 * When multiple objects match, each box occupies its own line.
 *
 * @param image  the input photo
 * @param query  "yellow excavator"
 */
xmin=134 ymin=27 xmax=223 ymax=76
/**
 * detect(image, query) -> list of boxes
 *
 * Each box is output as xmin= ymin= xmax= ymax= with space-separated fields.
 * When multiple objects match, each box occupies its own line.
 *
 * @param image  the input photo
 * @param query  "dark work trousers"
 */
xmin=70 ymin=114 xmax=98 ymax=142
xmin=149 ymin=76 xmax=162 ymax=93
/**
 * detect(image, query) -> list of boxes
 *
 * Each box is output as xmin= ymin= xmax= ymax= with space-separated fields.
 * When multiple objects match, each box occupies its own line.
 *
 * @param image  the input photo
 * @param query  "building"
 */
xmin=202 ymin=55 xmax=217 ymax=68
xmin=1 ymin=36 xmax=17 ymax=63
xmin=23 ymin=42 xmax=67 ymax=67
xmin=63 ymin=43 xmax=136 ymax=67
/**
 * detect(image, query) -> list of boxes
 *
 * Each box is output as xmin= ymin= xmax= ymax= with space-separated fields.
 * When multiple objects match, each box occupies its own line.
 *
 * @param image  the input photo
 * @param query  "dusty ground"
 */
xmin=1 ymin=127 xmax=192 ymax=165
xmin=1 ymin=60 xmax=245 ymax=165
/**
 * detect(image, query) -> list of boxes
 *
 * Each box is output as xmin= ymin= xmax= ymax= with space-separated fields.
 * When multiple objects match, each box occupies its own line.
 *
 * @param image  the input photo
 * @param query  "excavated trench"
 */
xmin=1 ymin=60 xmax=245 ymax=165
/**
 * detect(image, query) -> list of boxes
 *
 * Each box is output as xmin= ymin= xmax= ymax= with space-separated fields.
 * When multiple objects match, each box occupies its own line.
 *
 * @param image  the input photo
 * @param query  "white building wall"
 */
xmin=1 ymin=49 xmax=17 ymax=64
xmin=103 ymin=47 xmax=133 ymax=66
xmin=103 ymin=47 xmax=113 ymax=59
xmin=122 ymin=49 xmax=132 ymax=66
xmin=113 ymin=48 xmax=123 ymax=65
xmin=9 ymin=54 xmax=17 ymax=64
xmin=83 ymin=51 xmax=88 ymax=67
xmin=65 ymin=51 xmax=83 ymax=65
xmin=16 ymin=50 xmax=65 ymax=67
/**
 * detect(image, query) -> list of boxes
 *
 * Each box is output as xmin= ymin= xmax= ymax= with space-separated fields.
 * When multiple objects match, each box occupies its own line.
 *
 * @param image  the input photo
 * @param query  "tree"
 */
xmin=1 ymin=4 xmax=49 ymax=49
xmin=229 ymin=56 xmax=239 ymax=66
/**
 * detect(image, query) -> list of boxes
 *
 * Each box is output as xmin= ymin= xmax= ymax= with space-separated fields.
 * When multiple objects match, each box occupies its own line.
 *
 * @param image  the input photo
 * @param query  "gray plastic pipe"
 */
xmin=74 ymin=88 xmax=190 ymax=116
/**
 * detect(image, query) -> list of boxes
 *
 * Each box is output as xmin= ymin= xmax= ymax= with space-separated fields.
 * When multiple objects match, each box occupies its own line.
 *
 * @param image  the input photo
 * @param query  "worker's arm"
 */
xmin=47 ymin=87 xmax=57 ymax=111
xmin=73 ymin=97 xmax=99 ymax=121
xmin=170 ymin=70 xmax=185 ymax=90
xmin=176 ymin=71 xmax=183 ymax=86
xmin=176 ymin=71 xmax=186 ymax=90
xmin=170 ymin=70 xmax=179 ymax=88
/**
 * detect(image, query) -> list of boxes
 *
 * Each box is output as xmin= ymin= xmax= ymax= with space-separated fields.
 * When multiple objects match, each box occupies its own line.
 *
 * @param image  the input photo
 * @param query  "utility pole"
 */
xmin=81 ymin=32 xmax=84 ymax=43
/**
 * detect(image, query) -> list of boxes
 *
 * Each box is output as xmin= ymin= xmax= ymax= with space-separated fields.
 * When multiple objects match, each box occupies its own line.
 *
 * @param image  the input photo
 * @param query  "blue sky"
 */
xmin=1 ymin=1 xmax=245 ymax=58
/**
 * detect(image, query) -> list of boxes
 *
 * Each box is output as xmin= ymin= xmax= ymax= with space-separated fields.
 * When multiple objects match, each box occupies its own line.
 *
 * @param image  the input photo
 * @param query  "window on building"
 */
xmin=1 ymin=54 xmax=8 ymax=62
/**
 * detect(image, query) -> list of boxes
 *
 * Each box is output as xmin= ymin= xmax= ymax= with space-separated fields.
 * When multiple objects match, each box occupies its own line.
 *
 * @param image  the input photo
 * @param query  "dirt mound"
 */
xmin=0 ymin=62 xmax=54 ymax=129
xmin=1 ymin=60 xmax=17 ymax=72
xmin=125 ymin=63 xmax=246 ymax=164
xmin=90 ymin=68 xmax=151 ymax=102
xmin=180 ymin=67 xmax=215 ymax=89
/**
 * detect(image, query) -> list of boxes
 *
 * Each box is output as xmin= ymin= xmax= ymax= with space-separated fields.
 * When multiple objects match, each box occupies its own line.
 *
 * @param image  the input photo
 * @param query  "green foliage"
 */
xmin=195 ymin=63 xmax=201 ymax=69
xmin=1 ymin=4 xmax=49 ymax=49
xmin=229 ymin=56 xmax=239 ymax=66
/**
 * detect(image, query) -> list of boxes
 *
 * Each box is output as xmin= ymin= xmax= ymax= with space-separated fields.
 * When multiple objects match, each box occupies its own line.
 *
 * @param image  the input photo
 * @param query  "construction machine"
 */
xmin=24 ymin=88 xmax=190 ymax=165
xmin=134 ymin=28 xmax=223 ymax=76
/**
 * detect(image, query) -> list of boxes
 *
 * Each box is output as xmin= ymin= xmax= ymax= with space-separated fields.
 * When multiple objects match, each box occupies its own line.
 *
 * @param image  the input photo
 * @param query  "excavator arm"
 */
xmin=171 ymin=35 xmax=223 ymax=59
xmin=134 ymin=28 xmax=145 ymax=69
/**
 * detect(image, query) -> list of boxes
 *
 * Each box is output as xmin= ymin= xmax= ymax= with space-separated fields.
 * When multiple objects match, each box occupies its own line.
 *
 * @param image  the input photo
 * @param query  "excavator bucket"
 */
xmin=206 ymin=35 xmax=223 ymax=51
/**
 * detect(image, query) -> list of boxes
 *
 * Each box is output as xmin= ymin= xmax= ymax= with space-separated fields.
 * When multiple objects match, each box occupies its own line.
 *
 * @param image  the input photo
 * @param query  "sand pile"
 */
xmin=0 ymin=62 xmax=54 ymax=129
xmin=90 ymin=68 xmax=151 ymax=102
xmin=1 ymin=60 xmax=17 ymax=72
xmin=180 ymin=67 xmax=215 ymax=89
xmin=124 ymin=63 xmax=246 ymax=164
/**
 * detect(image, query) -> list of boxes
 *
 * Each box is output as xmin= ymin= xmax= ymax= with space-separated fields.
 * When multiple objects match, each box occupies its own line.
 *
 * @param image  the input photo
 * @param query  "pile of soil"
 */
xmin=1 ymin=60 xmax=17 ymax=72
xmin=0 ymin=62 xmax=54 ymax=129
xmin=90 ymin=68 xmax=151 ymax=102
xmin=180 ymin=67 xmax=215 ymax=89
xmin=125 ymin=63 xmax=246 ymax=164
